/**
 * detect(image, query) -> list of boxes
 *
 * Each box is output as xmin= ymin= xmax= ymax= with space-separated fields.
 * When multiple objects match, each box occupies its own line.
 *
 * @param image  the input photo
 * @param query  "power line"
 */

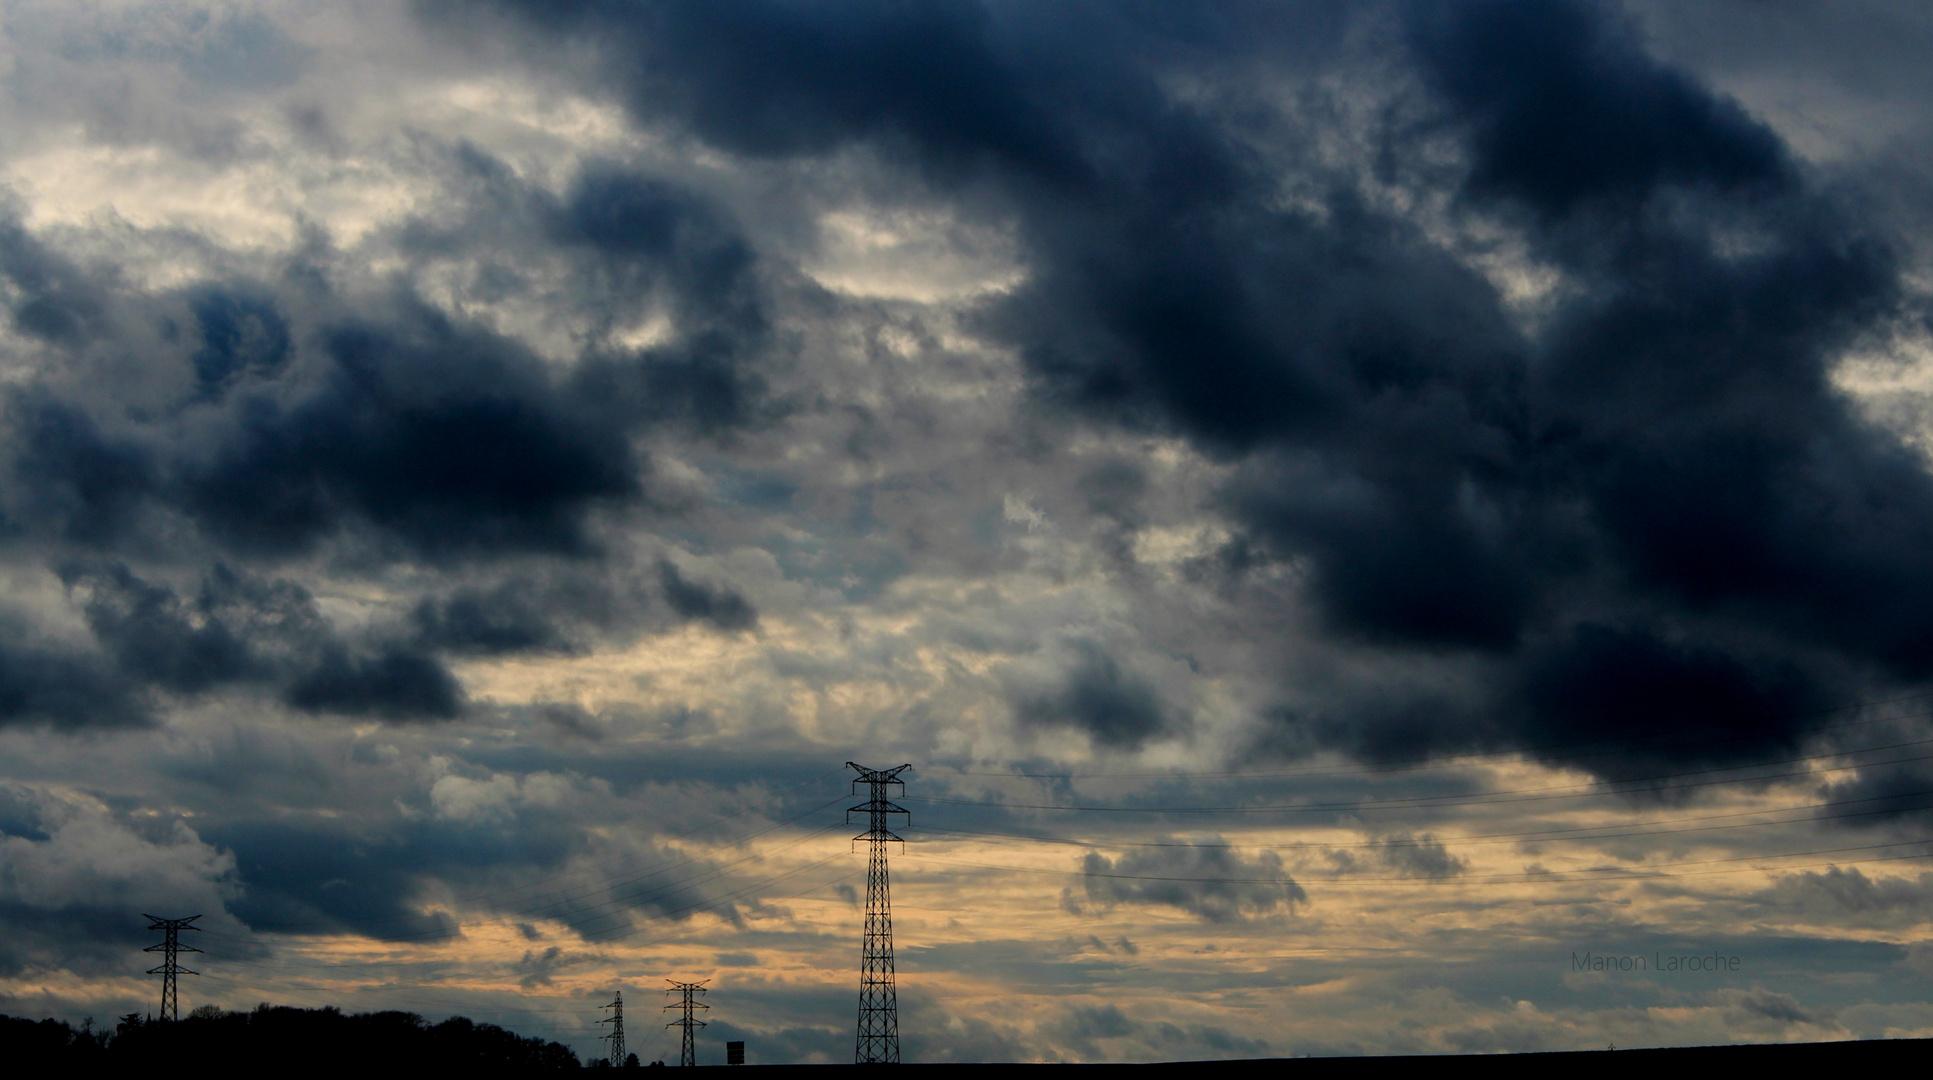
xmin=183 ymin=855 xmax=858 ymax=1039
xmin=185 ymin=858 xmax=862 ymax=1039
xmin=937 ymin=690 xmax=1933 ymax=782
xmin=196 ymin=801 xmax=851 ymax=955
xmin=429 ymin=768 xmax=848 ymax=913
xmin=902 ymin=837 xmax=1933 ymax=886
xmin=902 ymin=785 xmax=1933 ymax=851
xmin=202 ymin=844 xmax=855 ymax=975
xmin=906 ymin=736 xmax=1933 ymax=816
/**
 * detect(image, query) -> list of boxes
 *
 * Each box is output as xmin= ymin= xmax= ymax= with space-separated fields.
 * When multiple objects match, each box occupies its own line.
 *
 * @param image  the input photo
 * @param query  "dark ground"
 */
xmin=6 ymin=1009 xmax=1923 ymax=1072
xmin=742 ymin=1039 xmax=1930 ymax=1073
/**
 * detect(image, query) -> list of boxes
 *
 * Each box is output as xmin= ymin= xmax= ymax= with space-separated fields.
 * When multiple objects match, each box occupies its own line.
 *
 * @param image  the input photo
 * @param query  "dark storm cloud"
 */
xmin=460 ymin=0 xmax=1084 ymax=185
xmin=404 ymin=555 xmax=756 ymax=660
xmin=62 ymin=562 xmax=463 ymax=721
xmin=0 ymin=217 xmax=107 ymax=346
xmin=214 ymin=822 xmax=468 ymax=942
xmin=1013 ymin=641 xmax=1168 ymax=750
xmin=178 ymin=301 xmax=641 ymax=558
xmin=1 ymin=142 xmax=779 ymax=566
xmin=409 ymin=580 xmax=580 ymax=657
xmin=554 ymin=166 xmax=769 ymax=433
xmin=0 ymin=901 xmax=168 ymax=979
xmin=10 ymin=395 xmax=156 ymax=548
xmin=0 ymin=630 xmax=145 ymax=731
xmin=283 ymin=647 xmax=462 ymax=720
xmin=1763 ymin=867 xmax=1933 ymax=919
xmin=209 ymin=809 xmax=754 ymax=944
xmin=551 ymin=165 xmax=763 ymax=333
xmin=464 ymin=0 xmax=1933 ymax=774
xmin=657 ymin=558 xmax=758 ymax=631
xmin=1369 ymin=832 xmax=1466 ymax=879
xmin=1078 ymin=843 xmax=1304 ymax=923
xmin=398 ymin=148 xmax=773 ymax=436
xmin=4 ymin=290 xmax=642 ymax=560
xmin=186 ymin=285 xmax=293 ymax=401
xmin=1408 ymin=0 xmax=1792 ymax=218
xmin=0 ymin=146 xmax=789 ymax=729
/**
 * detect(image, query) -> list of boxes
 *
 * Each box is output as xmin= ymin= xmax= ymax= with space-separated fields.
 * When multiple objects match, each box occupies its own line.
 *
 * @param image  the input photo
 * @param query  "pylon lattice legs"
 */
xmin=848 ymin=762 xmax=911 ymax=1065
xmin=142 ymin=914 xmax=202 ymax=1022
xmin=857 ymin=841 xmax=899 ymax=1063
xmin=665 ymin=980 xmax=707 ymax=1067
xmin=601 ymin=992 xmax=626 ymax=1066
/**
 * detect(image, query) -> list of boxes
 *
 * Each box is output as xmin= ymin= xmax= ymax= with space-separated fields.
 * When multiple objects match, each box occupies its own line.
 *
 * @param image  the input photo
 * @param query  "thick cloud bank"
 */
xmin=448 ymin=0 xmax=1933 ymax=774
xmin=4 ymin=0 xmax=1933 ymax=1062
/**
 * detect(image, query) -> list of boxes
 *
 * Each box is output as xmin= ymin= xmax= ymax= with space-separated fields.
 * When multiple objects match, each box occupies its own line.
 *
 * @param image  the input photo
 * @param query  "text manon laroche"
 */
xmin=1572 ymin=952 xmax=1743 ymax=973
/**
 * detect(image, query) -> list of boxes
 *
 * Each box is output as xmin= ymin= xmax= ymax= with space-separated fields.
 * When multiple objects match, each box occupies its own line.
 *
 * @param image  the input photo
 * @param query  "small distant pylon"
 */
xmin=600 ymin=991 xmax=627 ymax=1066
xmin=664 ymin=979 xmax=708 ymax=1067
xmin=143 ymin=914 xmax=202 ymax=1022
xmin=848 ymin=762 xmax=911 ymax=1065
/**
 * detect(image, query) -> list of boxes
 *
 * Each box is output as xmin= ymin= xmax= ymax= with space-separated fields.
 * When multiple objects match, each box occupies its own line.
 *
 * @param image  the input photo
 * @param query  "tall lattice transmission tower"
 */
xmin=600 ymin=991 xmax=626 ymax=1066
xmin=847 ymin=762 xmax=911 ymax=1065
xmin=664 ymin=979 xmax=708 ymax=1067
xmin=142 ymin=914 xmax=202 ymax=1022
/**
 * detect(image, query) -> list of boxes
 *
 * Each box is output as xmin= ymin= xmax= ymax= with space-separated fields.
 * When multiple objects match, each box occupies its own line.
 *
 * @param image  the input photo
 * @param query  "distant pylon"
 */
xmin=142 ymin=914 xmax=202 ymax=1022
xmin=847 ymin=762 xmax=911 ymax=1065
xmin=600 ymin=991 xmax=626 ymax=1067
xmin=664 ymin=979 xmax=708 ymax=1067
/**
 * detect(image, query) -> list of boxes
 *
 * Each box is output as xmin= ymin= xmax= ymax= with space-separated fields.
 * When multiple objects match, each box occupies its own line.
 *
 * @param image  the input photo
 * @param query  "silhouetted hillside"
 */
xmin=2 ymin=1005 xmax=582 ymax=1069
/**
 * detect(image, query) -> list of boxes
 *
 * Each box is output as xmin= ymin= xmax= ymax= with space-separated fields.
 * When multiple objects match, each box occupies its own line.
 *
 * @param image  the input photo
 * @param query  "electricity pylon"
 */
xmin=143 ymin=914 xmax=202 ymax=1022
xmin=664 ymin=979 xmax=708 ymax=1067
xmin=600 ymin=991 xmax=626 ymax=1066
xmin=848 ymin=762 xmax=911 ymax=1064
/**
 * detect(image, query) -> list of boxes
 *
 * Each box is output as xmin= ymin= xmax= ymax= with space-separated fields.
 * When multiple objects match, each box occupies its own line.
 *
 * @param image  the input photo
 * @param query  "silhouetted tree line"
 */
xmin=2 ymin=1004 xmax=584 ymax=1069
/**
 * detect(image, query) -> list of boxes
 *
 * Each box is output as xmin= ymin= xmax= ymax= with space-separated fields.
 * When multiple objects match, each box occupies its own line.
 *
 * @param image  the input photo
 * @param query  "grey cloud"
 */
xmin=513 ymin=943 xmax=590 ymax=989
xmin=0 ymin=139 xmax=780 ymax=568
xmin=1013 ymin=640 xmax=1171 ymax=750
xmin=0 ymin=218 xmax=108 ymax=347
xmin=1723 ymin=987 xmax=1826 ymax=1028
xmin=0 ymin=630 xmax=147 ymax=731
xmin=657 ymin=558 xmax=758 ymax=632
xmin=1763 ymin=867 xmax=1933 ymax=918
xmin=212 ymin=820 xmax=467 ymax=942
xmin=1149 ymin=1021 xmax=1269 ymax=1059
xmin=1044 ymin=1002 xmax=1137 ymax=1061
xmin=176 ymin=301 xmax=643 ymax=559
xmin=67 ymin=562 xmax=266 ymax=694
xmin=0 ymin=788 xmax=236 ymax=978
xmin=283 ymin=647 xmax=462 ymax=721
xmin=1080 ymin=842 xmax=1305 ymax=923
xmin=409 ymin=581 xmax=581 ymax=658
xmin=1372 ymin=832 xmax=1468 ymax=880
xmin=62 ymin=562 xmax=464 ymax=722
xmin=185 ymin=285 xmax=293 ymax=401
xmin=176 ymin=11 xmax=313 ymax=92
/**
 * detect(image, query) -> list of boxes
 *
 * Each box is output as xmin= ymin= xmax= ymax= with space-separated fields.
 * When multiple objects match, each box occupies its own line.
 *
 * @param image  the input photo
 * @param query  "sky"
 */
xmin=4 ymin=0 xmax=1933 ymax=1064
